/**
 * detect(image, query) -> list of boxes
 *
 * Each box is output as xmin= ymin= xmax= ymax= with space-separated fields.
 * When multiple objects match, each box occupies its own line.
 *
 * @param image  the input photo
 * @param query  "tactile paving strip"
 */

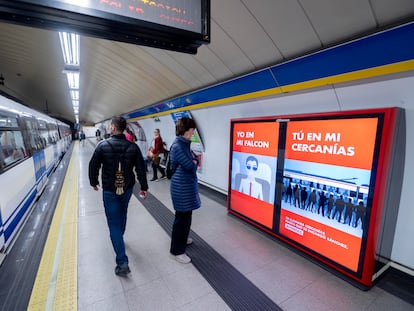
xmin=138 ymin=190 xmax=282 ymax=311
xmin=27 ymin=144 xmax=79 ymax=311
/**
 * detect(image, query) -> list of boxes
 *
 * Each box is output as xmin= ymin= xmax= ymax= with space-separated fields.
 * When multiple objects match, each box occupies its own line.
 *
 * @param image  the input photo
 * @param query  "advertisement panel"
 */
xmin=280 ymin=117 xmax=378 ymax=272
xmin=228 ymin=109 xmax=405 ymax=287
xmin=229 ymin=121 xmax=279 ymax=228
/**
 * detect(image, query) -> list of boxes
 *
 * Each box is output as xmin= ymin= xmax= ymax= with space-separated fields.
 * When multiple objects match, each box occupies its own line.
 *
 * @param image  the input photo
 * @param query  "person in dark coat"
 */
xmin=285 ymin=183 xmax=293 ymax=204
xmin=300 ymin=186 xmax=308 ymax=209
xmin=354 ymin=201 xmax=366 ymax=229
xmin=169 ymin=117 xmax=200 ymax=264
xmin=88 ymin=116 xmax=148 ymax=276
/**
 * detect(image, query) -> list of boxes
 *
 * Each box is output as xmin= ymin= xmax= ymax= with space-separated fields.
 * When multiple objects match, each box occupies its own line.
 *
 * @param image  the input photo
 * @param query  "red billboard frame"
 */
xmin=227 ymin=107 xmax=403 ymax=288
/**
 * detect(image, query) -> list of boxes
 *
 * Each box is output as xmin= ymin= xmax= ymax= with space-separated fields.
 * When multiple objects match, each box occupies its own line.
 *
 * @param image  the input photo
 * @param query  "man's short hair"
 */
xmin=245 ymin=155 xmax=258 ymax=166
xmin=111 ymin=116 xmax=127 ymax=132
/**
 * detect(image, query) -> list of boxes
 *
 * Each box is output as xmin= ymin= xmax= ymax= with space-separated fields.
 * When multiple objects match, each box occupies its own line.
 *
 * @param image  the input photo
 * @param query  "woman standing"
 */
xmin=169 ymin=118 xmax=200 ymax=263
xmin=149 ymin=128 xmax=165 ymax=181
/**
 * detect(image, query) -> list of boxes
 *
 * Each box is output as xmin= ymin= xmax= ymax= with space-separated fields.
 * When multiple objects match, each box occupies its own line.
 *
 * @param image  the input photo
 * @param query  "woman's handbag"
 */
xmin=153 ymin=153 xmax=160 ymax=165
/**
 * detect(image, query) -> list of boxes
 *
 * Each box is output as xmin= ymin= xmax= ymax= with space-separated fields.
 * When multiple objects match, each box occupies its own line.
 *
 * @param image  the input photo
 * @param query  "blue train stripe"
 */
xmin=4 ymin=188 xmax=37 ymax=241
xmin=125 ymin=22 xmax=414 ymax=120
xmin=3 ymin=184 xmax=38 ymax=226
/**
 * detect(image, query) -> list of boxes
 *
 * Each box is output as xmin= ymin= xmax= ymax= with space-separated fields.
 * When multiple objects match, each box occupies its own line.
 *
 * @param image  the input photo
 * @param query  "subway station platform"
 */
xmin=1 ymin=140 xmax=413 ymax=311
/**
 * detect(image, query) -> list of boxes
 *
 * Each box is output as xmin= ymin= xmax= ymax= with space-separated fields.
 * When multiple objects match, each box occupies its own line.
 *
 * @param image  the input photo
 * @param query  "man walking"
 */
xmin=89 ymin=116 xmax=148 ymax=276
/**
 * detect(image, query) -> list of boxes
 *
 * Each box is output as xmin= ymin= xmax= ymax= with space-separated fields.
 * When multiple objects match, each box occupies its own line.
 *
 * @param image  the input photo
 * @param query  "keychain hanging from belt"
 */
xmin=106 ymin=140 xmax=128 ymax=195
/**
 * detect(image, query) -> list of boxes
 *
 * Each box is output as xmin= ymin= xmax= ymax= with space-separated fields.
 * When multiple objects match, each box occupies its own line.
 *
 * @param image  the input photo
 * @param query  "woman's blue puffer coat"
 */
xmin=170 ymin=136 xmax=201 ymax=212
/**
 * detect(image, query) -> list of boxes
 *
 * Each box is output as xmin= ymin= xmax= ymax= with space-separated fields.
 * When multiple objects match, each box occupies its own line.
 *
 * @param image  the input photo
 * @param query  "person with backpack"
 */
xmin=88 ymin=116 xmax=148 ymax=276
xmin=169 ymin=117 xmax=200 ymax=264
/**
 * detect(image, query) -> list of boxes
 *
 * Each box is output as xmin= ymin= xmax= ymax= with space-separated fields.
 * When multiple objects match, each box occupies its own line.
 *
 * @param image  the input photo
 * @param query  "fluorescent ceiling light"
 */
xmin=59 ymin=31 xmax=80 ymax=123
xmin=66 ymin=72 xmax=79 ymax=89
xmin=59 ymin=32 xmax=80 ymax=66
xmin=70 ymin=90 xmax=79 ymax=100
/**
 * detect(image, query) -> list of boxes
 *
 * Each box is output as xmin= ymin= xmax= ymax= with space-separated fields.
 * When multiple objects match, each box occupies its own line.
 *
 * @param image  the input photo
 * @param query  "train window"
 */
xmin=0 ymin=115 xmax=19 ymax=127
xmin=38 ymin=120 xmax=50 ymax=147
xmin=47 ymin=122 xmax=58 ymax=143
xmin=24 ymin=119 xmax=44 ymax=151
xmin=0 ymin=130 xmax=27 ymax=169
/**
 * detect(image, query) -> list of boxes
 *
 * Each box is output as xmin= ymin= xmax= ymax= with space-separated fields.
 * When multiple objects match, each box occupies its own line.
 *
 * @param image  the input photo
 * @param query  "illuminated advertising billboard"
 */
xmin=229 ymin=121 xmax=279 ymax=228
xmin=228 ymin=108 xmax=405 ymax=287
xmin=280 ymin=118 xmax=378 ymax=272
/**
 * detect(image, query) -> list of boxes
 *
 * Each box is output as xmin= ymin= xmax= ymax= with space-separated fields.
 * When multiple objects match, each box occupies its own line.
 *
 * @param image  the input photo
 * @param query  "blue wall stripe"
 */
xmin=125 ymin=22 xmax=414 ymax=120
xmin=272 ymin=22 xmax=414 ymax=86
xmin=125 ymin=69 xmax=278 ymax=119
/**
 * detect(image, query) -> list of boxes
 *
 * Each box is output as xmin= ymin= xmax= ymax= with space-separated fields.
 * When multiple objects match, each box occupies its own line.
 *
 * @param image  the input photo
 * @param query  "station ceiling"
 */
xmin=0 ymin=0 xmax=413 ymax=125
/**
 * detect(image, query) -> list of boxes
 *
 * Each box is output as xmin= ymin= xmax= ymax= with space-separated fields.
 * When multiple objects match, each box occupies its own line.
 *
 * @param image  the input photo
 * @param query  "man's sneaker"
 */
xmin=150 ymin=177 xmax=157 ymax=181
xmin=115 ymin=263 xmax=131 ymax=276
xmin=187 ymin=238 xmax=193 ymax=245
xmin=174 ymin=253 xmax=191 ymax=264
xmin=159 ymin=175 xmax=167 ymax=180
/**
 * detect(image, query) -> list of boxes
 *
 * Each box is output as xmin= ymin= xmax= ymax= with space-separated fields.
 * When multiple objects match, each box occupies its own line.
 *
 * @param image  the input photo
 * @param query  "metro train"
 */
xmin=0 ymin=93 xmax=72 ymax=254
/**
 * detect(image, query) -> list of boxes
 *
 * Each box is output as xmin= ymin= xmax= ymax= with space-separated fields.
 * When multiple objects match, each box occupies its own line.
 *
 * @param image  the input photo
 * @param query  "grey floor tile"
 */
xmin=125 ymin=278 xmax=179 ymax=311
xmin=176 ymin=291 xmax=232 ymax=311
xmin=163 ymin=265 xmax=216 ymax=306
xmin=78 ymin=292 xmax=130 ymax=311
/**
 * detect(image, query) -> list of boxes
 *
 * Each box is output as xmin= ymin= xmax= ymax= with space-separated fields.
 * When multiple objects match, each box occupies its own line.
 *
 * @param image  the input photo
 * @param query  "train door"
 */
xmin=22 ymin=117 xmax=48 ymax=194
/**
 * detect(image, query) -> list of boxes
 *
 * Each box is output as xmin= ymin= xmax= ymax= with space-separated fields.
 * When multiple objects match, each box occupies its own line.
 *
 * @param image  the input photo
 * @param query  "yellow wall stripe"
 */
xmin=28 ymin=143 xmax=78 ymax=311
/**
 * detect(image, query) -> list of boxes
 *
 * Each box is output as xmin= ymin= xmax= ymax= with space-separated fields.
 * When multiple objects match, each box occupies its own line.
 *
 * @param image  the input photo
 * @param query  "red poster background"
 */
xmin=230 ymin=190 xmax=274 ymax=228
xmin=233 ymin=122 xmax=279 ymax=157
xmin=280 ymin=209 xmax=362 ymax=271
xmin=285 ymin=118 xmax=378 ymax=170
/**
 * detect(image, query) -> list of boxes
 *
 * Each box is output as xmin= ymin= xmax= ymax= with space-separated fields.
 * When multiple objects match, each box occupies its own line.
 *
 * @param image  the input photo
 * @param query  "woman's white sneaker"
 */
xmin=174 ymin=253 xmax=191 ymax=264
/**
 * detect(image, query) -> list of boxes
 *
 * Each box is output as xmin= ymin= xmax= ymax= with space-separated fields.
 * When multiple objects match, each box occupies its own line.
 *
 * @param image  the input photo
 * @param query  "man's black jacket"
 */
xmin=88 ymin=134 xmax=148 ymax=192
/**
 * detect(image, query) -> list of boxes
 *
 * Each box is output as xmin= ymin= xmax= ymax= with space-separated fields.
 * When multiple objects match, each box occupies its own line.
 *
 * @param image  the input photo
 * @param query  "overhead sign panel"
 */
xmin=0 ymin=0 xmax=210 ymax=54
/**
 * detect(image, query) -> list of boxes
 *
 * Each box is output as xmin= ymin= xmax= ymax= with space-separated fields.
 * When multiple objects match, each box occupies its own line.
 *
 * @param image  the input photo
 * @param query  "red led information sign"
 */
xmin=36 ymin=0 xmax=203 ymax=34
xmin=0 ymin=0 xmax=210 ymax=53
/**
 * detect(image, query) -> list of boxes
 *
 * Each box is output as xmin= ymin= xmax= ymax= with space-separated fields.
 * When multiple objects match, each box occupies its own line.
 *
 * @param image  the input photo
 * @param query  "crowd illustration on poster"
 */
xmin=281 ymin=160 xmax=370 ymax=238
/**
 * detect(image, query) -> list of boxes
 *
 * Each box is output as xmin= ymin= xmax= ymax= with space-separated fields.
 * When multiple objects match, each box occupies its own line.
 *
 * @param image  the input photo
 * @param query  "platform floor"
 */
xmin=4 ymin=140 xmax=414 ymax=311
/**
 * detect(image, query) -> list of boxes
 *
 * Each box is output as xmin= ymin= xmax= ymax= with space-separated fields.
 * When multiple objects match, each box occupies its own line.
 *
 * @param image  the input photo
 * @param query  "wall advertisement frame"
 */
xmin=227 ymin=107 xmax=405 ymax=288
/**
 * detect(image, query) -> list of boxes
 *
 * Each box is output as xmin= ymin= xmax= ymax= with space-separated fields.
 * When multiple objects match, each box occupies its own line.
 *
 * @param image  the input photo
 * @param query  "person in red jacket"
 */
xmin=149 ymin=128 xmax=166 ymax=181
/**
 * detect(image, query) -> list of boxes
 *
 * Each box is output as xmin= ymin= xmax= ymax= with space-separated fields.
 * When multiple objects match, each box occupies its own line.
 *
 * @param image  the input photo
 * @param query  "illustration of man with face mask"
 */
xmin=239 ymin=155 xmax=263 ymax=200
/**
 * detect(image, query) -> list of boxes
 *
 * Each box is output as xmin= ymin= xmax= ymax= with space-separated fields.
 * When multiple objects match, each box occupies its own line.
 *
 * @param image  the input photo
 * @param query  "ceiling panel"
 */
xmin=242 ymin=0 xmax=322 ymax=59
xmin=211 ymin=0 xmax=282 ymax=69
xmin=193 ymin=46 xmax=234 ymax=82
xmin=205 ymin=20 xmax=256 ymax=75
xmin=0 ymin=1 xmax=413 ymax=125
xmin=300 ymin=0 xmax=377 ymax=45
xmin=371 ymin=0 xmax=414 ymax=26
